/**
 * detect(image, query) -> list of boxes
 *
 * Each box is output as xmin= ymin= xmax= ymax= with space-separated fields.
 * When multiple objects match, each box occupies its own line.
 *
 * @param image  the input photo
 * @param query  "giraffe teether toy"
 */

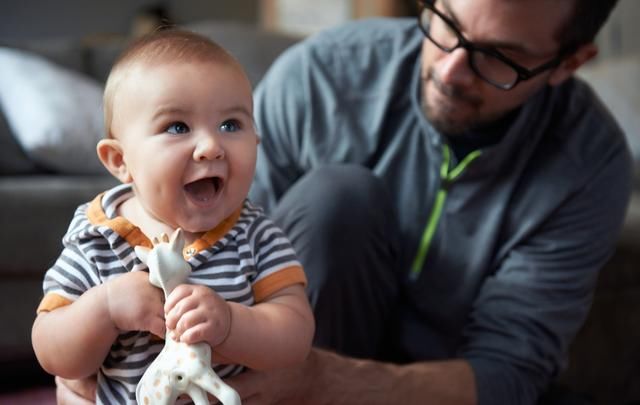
xmin=134 ymin=228 xmax=241 ymax=405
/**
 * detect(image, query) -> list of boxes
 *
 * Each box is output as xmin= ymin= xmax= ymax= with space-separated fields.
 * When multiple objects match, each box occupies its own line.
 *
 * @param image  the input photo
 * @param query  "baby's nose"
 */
xmin=193 ymin=135 xmax=225 ymax=161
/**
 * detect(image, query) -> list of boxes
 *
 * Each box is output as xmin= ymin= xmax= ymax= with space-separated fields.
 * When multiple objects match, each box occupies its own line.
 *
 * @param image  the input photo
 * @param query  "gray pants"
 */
xmin=268 ymin=164 xmax=402 ymax=360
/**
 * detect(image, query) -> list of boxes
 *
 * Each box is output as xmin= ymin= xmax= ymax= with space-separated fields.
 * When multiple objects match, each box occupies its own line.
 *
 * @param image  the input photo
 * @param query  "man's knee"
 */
xmin=271 ymin=163 xmax=400 ymax=301
xmin=269 ymin=165 xmax=400 ymax=356
xmin=273 ymin=164 xmax=392 ymax=239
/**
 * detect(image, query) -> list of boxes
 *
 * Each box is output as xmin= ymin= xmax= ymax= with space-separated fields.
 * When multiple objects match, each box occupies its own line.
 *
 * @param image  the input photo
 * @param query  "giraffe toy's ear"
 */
xmin=170 ymin=228 xmax=185 ymax=253
xmin=135 ymin=246 xmax=150 ymax=264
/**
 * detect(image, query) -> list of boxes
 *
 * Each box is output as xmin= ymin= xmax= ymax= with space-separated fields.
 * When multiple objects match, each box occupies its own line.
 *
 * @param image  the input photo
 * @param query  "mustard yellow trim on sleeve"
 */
xmin=36 ymin=293 xmax=73 ymax=314
xmin=252 ymin=266 xmax=307 ymax=303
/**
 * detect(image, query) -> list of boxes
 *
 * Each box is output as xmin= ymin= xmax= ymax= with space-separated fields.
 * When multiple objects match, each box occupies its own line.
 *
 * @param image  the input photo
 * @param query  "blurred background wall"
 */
xmin=595 ymin=0 xmax=640 ymax=60
xmin=0 ymin=0 xmax=637 ymax=62
xmin=0 ymin=0 xmax=258 ymax=40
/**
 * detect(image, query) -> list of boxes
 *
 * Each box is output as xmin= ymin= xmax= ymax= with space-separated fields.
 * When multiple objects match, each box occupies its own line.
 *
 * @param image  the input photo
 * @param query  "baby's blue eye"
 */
xmin=166 ymin=122 xmax=190 ymax=134
xmin=220 ymin=120 xmax=240 ymax=133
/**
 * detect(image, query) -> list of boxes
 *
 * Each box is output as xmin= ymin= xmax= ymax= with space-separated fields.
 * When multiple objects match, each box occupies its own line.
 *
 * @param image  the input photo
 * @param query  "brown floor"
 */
xmin=0 ymin=386 xmax=55 ymax=405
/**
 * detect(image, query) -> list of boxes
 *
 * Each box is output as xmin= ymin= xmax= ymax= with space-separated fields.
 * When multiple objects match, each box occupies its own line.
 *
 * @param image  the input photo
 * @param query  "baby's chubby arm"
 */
xmin=31 ymin=271 xmax=165 ymax=379
xmin=165 ymin=284 xmax=314 ymax=370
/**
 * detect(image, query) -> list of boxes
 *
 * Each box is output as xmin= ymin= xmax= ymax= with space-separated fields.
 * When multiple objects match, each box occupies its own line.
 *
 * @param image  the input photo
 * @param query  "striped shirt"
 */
xmin=37 ymin=183 xmax=307 ymax=404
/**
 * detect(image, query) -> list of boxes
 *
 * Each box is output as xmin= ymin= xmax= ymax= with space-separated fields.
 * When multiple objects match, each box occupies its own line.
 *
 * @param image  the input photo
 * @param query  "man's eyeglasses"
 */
xmin=417 ymin=0 xmax=566 ymax=90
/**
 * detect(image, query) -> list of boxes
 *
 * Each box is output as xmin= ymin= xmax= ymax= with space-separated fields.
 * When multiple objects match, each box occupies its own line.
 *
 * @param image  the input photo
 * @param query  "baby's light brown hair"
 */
xmin=103 ymin=28 xmax=248 ymax=138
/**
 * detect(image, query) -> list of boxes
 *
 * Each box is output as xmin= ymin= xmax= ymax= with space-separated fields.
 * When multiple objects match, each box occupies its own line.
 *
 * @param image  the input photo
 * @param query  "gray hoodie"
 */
xmin=250 ymin=18 xmax=632 ymax=405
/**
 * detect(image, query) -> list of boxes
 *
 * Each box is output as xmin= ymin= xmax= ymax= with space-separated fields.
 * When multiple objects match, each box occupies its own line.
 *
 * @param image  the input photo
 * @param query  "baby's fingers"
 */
xmin=164 ymin=284 xmax=194 ymax=313
xmin=165 ymin=296 xmax=199 ymax=331
xmin=178 ymin=322 xmax=209 ymax=345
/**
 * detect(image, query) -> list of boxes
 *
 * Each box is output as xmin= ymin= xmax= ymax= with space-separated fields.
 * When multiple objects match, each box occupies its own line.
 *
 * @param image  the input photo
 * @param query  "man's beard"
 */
xmin=422 ymin=68 xmax=504 ymax=136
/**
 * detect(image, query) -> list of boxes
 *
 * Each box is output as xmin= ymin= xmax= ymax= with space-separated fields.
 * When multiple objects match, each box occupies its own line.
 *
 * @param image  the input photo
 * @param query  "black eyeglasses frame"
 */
xmin=417 ymin=0 xmax=568 ymax=90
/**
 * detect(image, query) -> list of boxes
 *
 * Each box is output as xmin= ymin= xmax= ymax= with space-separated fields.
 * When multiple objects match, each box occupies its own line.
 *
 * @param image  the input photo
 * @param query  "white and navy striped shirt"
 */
xmin=38 ymin=184 xmax=306 ymax=404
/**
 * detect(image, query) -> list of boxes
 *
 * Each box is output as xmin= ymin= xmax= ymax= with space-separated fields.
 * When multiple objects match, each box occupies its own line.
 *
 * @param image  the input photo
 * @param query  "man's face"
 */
xmin=421 ymin=0 xmax=575 ymax=135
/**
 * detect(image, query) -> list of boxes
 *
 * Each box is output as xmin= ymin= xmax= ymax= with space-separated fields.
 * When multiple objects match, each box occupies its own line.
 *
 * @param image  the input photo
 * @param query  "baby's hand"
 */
xmin=105 ymin=271 xmax=165 ymax=337
xmin=164 ymin=285 xmax=231 ymax=347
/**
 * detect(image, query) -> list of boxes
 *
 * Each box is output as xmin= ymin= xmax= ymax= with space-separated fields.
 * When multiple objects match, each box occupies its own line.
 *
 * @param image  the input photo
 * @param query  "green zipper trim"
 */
xmin=450 ymin=149 xmax=482 ymax=179
xmin=410 ymin=146 xmax=481 ymax=280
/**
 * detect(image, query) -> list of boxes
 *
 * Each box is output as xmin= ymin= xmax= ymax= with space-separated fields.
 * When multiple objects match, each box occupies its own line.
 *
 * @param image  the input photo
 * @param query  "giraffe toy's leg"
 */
xmin=196 ymin=367 xmax=241 ymax=405
xmin=184 ymin=385 xmax=209 ymax=405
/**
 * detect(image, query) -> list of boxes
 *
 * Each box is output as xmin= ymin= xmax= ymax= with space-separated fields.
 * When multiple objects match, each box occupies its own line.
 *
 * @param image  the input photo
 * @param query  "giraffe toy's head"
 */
xmin=135 ymin=228 xmax=191 ymax=297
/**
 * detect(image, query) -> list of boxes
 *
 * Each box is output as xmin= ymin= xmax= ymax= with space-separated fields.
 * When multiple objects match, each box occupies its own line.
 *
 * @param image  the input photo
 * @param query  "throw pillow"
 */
xmin=0 ymin=47 xmax=106 ymax=174
xmin=0 ymin=107 xmax=40 ymax=174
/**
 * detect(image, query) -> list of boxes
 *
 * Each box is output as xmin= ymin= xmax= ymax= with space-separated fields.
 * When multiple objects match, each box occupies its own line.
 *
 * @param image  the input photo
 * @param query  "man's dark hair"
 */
xmin=557 ymin=0 xmax=620 ymax=51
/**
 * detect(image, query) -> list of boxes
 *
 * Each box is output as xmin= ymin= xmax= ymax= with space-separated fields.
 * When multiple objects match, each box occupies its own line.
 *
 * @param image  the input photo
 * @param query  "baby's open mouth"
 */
xmin=184 ymin=177 xmax=223 ymax=202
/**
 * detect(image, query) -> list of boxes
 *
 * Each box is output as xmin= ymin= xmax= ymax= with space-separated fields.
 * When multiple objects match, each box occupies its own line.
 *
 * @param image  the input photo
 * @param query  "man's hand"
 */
xmin=225 ymin=353 xmax=315 ymax=405
xmin=226 ymin=348 xmax=477 ymax=405
xmin=56 ymin=376 xmax=97 ymax=405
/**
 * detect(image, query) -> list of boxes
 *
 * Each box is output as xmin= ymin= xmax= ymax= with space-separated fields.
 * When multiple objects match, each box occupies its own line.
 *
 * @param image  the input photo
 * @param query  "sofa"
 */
xmin=0 ymin=20 xmax=638 ymax=404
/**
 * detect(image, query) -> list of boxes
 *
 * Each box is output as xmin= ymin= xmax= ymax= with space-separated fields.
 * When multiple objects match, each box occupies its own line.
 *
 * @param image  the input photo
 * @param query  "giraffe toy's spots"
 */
xmin=135 ymin=229 xmax=241 ymax=405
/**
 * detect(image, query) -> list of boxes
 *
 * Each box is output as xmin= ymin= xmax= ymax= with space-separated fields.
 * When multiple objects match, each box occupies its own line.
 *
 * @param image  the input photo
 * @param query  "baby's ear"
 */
xmin=97 ymin=139 xmax=132 ymax=183
xmin=135 ymin=246 xmax=150 ymax=264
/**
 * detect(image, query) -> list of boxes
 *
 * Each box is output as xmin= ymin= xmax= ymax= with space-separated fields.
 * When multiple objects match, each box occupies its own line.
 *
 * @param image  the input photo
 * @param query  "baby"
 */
xmin=32 ymin=29 xmax=314 ymax=404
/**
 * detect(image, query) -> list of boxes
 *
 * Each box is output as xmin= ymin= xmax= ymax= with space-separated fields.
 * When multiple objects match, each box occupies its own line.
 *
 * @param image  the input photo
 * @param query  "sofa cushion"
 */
xmin=0 ymin=109 xmax=40 ymax=174
xmin=0 ymin=38 xmax=86 ymax=76
xmin=0 ymin=175 xmax=119 ymax=276
xmin=0 ymin=47 xmax=106 ymax=175
xmin=185 ymin=20 xmax=301 ymax=86
xmin=84 ymin=40 xmax=127 ymax=83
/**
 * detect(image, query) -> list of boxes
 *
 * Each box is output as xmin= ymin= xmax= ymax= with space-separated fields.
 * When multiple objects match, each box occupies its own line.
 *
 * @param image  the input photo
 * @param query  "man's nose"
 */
xmin=193 ymin=134 xmax=225 ymax=161
xmin=436 ymin=48 xmax=475 ymax=87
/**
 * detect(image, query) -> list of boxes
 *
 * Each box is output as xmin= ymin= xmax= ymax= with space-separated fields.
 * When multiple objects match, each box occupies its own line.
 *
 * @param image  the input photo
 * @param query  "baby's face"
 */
xmin=110 ymin=60 xmax=258 ymax=233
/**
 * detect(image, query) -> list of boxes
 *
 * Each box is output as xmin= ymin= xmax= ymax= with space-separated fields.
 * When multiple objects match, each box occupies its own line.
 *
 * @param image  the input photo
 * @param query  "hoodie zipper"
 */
xmin=410 ymin=145 xmax=481 ymax=281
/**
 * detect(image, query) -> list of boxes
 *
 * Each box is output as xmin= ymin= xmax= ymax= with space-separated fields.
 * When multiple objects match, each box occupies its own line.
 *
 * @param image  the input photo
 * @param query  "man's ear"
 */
xmin=97 ymin=139 xmax=132 ymax=183
xmin=548 ymin=42 xmax=598 ymax=86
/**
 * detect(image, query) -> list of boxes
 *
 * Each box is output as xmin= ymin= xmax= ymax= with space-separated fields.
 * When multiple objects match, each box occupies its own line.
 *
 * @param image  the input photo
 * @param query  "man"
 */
xmin=231 ymin=0 xmax=630 ymax=404
xmin=59 ymin=0 xmax=630 ymax=404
